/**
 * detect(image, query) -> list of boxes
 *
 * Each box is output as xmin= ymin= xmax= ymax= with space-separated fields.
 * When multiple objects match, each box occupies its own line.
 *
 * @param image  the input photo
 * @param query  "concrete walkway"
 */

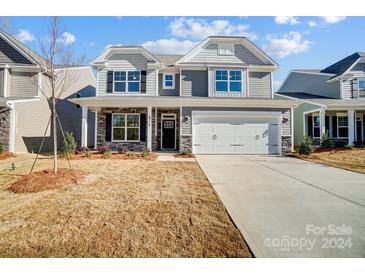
xmin=196 ymin=155 xmax=365 ymax=257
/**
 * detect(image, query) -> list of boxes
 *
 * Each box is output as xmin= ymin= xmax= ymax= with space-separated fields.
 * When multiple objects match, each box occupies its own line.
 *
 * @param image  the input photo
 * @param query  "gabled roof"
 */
xmin=321 ymin=52 xmax=365 ymax=78
xmin=92 ymin=45 xmax=161 ymax=66
xmin=0 ymin=28 xmax=47 ymax=67
xmin=176 ymin=36 xmax=278 ymax=67
xmin=155 ymin=54 xmax=183 ymax=67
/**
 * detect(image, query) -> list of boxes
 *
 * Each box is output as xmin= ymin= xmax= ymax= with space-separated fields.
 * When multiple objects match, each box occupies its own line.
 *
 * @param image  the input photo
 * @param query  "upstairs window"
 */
xmin=163 ymin=73 xmax=175 ymax=89
xmin=358 ymin=78 xmax=365 ymax=98
xmin=215 ymin=70 xmax=243 ymax=93
xmin=113 ymin=71 xmax=140 ymax=93
xmin=218 ymin=43 xmax=234 ymax=55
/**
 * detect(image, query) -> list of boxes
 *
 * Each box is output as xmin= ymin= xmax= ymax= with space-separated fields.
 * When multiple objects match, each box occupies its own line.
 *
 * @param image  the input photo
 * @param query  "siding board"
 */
xmin=248 ymin=72 xmax=272 ymax=98
xmin=9 ymin=71 xmax=38 ymax=97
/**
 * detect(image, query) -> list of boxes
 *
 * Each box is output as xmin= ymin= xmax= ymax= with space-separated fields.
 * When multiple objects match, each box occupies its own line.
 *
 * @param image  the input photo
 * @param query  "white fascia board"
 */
xmin=274 ymin=93 xmax=324 ymax=108
xmin=69 ymin=96 xmax=299 ymax=109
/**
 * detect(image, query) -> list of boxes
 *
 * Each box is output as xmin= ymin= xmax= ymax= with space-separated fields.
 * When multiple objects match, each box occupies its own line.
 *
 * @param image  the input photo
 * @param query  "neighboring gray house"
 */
xmin=71 ymin=36 xmax=298 ymax=155
xmin=0 ymin=29 xmax=96 ymax=153
xmin=278 ymin=52 xmax=365 ymax=146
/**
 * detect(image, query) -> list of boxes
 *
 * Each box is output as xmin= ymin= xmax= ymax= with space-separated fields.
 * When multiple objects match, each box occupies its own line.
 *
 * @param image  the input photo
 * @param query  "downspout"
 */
xmin=6 ymin=101 xmax=15 ymax=153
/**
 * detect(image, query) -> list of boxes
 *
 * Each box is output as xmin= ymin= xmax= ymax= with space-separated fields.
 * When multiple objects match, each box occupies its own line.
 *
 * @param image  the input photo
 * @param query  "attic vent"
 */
xmin=218 ymin=43 xmax=234 ymax=56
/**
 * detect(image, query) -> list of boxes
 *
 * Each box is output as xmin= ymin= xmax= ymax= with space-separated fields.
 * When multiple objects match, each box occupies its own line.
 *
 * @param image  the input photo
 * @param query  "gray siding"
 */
xmin=351 ymin=62 xmax=365 ymax=72
xmin=189 ymin=43 xmax=265 ymax=65
xmin=279 ymin=72 xmax=341 ymax=99
xmin=181 ymin=107 xmax=291 ymax=138
xmin=342 ymin=79 xmax=355 ymax=98
xmin=0 ymin=69 xmax=3 ymax=96
xmin=9 ymin=71 xmax=38 ymax=97
xmin=180 ymin=70 xmax=208 ymax=97
xmin=0 ymin=37 xmax=32 ymax=64
xmin=248 ymin=72 xmax=272 ymax=98
xmin=97 ymin=53 xmax=156 ymax=96
xmin=158 ymin=73 xmax=180 ymax=96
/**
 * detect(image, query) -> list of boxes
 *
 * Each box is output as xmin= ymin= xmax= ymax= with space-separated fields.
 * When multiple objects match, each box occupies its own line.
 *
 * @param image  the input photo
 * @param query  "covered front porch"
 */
xmin=305 ymin=108 xmax=365 ymax=145
xmin=80 ymin=105 xmax=181 ymax=152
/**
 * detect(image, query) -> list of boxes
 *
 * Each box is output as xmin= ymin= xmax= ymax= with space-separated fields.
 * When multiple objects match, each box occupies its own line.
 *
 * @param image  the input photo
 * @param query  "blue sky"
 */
xmin=4 ymin=16 xmax=365 ymax=90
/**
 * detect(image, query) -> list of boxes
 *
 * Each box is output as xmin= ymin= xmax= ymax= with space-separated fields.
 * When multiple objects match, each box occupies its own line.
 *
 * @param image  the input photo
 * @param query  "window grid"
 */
xmin=113 ymin=70 xmax=140 ymax=93
xmin=337 ymin=116 xmax=348 ymax=138
xmin=112 ymin=114 xmax=140 ymax=142
xmin=215 ymin=70 xmax=243 ymax=93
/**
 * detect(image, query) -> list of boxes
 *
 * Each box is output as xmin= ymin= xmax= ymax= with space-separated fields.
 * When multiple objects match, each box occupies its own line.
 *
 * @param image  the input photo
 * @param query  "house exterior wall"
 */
xmin=97 ymin=53 xmax=156 ymax=96
xmin=180 ymin=70 xmax=208 ymax=97
xmin=152 ymin=108 xmax=180 ymax=150
xmin=189 ymin=43 xmax=265 ymax=65
xmin=0 ymin=69 xmax=3 ymax=96
xmin=0 ymin=107 xmax=10 ymax=150
xmin=96 ymin=107 xmax=147 ymax=151
xmin=0 ymin=37 xmax=32 ymax=64
xmin=9 ymin=71 xmax=38 ymax=97
xmin=158 ymin=73 xmax=180 ymax=96
xmin=248 ymin=72 xmax=272 ymax=98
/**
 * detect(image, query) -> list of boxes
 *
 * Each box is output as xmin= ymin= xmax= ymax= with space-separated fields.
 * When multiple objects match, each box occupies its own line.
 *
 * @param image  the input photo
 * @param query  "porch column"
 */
xmin=348 ymin=109 xmax=355 ymax=145
xmin=147 ymin=106 xmax=152 ymax=150
xmin=81 ymin=106 xmax=88 ymax=147
xmin=319 ymin=109 xmax=326 ymax=137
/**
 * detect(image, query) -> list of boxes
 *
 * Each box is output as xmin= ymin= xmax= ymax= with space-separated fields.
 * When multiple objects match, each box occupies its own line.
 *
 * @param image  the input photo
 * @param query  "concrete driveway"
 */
xmin=196 ymin=155 xmax=365 ymax=257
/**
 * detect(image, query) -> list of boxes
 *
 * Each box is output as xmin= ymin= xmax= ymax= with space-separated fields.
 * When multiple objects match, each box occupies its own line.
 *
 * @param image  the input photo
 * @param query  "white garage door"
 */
xmin=192 ymin=111 xmax=281 ymax=155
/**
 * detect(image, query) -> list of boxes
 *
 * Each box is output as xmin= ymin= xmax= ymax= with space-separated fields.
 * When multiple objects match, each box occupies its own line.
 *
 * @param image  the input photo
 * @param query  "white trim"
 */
xmin=311 ymin=113 xmax=321 ymax=139
xmin=246 ymin=68 xmax=249 ymax=97
xmin=290 ymin=107 xmax=294 ymax=152
xmin=274 ymin=93 xmax=325 ymax=108
xmin=347 ymin=110 xmax=355 ymax=145
xmin=161 ymin=113 xmax=177 ymax=150
xmin=81 ymin=106 xmax=88 ymax=147
xmin=336 ymin=113 xmax=349 ymax=140
xmin=3 ymin=67 xmax=8 ymax=97
xmin=112 ymin=70 xmax=141 ymax=94
xmin=327 ymin=57 xmax=362 ymax=83
xmin=147 ymin=106 xmax=152 ymax=150
xmin=155 ymin=69 xmax=159 ymax=96
xmin=357 ymin=77 xmax=365 ymax=98
xmin=302 ymin=107 xmax=323 ymax=136
xmin=292 ymin=70 xmax=335 ymax=77
xmin=179 ymin=68 xmax=182 ymax=96
xmin=7 ymin=102 xmax=15 ymax=153
xmin=162 ymin=73 xmax=175 ymax=89
xmin=179 ymin=105 xmax=183 ymax=143
xmin=154 ymin=107 xmax=158 ymax=136
xmin=270 ymin=72 xmax=274 ymax=99
xmin=37 ymin=72 xmax=42 ymax=97
xmin=94 ymin=110 xmax=98 ymax=149
xmin=111 ymin=113 xmax=141 ymax=142
xmin=96 ymin=70 xmax=100 ymax=97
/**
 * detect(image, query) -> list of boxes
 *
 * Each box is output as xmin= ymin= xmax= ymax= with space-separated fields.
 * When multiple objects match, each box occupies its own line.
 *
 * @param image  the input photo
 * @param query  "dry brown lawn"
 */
xmin=0 ymin=154 xmax=251 ymax=258
xmin=296 ymin=148 xmax=365 ymax=174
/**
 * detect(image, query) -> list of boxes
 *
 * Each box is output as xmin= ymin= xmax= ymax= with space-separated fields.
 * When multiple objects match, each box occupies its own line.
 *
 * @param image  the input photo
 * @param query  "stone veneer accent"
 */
xmin=0 ymin=107 xmax=10 ymax=151
xmin=179 ymin=135 xmax=192 ymax=152
xmin=281 ymin=136 xmax=292 ymax=154
xmin=97 ymin=107 xmax=147 ymax=151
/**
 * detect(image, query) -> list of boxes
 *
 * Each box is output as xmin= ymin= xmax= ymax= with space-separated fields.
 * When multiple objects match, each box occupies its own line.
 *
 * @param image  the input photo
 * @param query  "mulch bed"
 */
xmin=7 ymin=168 xmax=86 ymax=193
xmin=62 ymin=152 xmax=157 ymax=161
xmin=174 ymin=153 xmax=195 ymax=158
xmin=0 ymin=152 xmax=16 ymax=160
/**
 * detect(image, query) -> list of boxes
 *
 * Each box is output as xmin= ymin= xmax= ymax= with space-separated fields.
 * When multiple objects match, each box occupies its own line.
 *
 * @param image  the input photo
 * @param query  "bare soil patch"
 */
xmin=0 ymin=155 xmax=250 ymax=257
xmin=0 ymin=152 xmax=16 ymax=160
xmin=7 ymin=168 xmax=86 ymax=193
xmin=291 ymin=148 xmax=365 ymax=174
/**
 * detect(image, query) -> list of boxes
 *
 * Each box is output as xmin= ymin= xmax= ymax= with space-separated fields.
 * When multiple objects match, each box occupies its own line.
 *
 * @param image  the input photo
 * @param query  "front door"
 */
xmin=162 ymin=119 xmax=175 ymax=149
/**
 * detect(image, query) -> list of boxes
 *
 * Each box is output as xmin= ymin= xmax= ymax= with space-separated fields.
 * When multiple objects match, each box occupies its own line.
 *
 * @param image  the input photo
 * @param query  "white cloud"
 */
xmin=262 ymin=32 xmax=312 ymax=58
xmin=321 ymin=16 xmax=346 ymax=24
xmin=169 ymin=17 xmax=257 ymax=41
xmin=15 ymin=29 xmax=34 ymax=42
xmin=142 ymin=38 xmax=197 ymax=54
xmin=61 ymin=32 xmax=76 ymax=45
xmin=274 ymin=16 xmax=300 ymax=25
xmin=308 ymin=21 xmax=317 ymax=27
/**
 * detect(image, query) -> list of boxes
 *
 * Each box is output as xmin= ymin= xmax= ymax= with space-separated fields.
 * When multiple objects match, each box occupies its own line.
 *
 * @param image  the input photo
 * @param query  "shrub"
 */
xmin=103 ymin=150 xmax=112 ymax=158
xmin=141 ymin=148 xmax=151 ymax=158
xmin=344 ymin=144 xmax=353 ymax=150
xmin=320 ymin=130 xmax=333 ymax=148
xmin=126 ymin=151 xmax=134 ymax=157
xmin=75 ymin=146 xmax=88 ymax=154
xmin=180 ymin=150 xmax=192 ymax=155
xmin=118 ymin=146 xmax=129 ymax=154
xmin=299 ymin=135 xmax=315 ymax=155
xmin=61 ymin=132 xmax=77 ymax=155
xmin=84 ymin=151 xmax=92 ymax=158
xmin=97 ymin=146 xmax=110 ymax=154
xmin=0 ymin=143 xmax=3 ymax=154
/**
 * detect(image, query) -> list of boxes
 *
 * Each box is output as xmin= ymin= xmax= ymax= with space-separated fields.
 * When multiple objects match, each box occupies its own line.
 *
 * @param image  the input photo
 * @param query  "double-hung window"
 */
xmin=337 ymin=115 xmax=348 ymax=138
xmin=358 ymin=78 xmax=365 ymax=98
xmin=112 ymin=114 xmax=140 ymax=141
xmin=312 ymin=115 xmax=320 ymax=138
xmin=163 ymin=74 xmax=175 ymax=89
xmin=215 ymin=69 xmax=243 ymax=93
xmin=113 ymin=71 xmax=140 ymax=93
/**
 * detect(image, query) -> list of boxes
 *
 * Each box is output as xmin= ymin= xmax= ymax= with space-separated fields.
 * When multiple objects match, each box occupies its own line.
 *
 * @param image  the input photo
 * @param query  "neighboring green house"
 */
xmin=278 ymin=52 xmax=365 ymax=146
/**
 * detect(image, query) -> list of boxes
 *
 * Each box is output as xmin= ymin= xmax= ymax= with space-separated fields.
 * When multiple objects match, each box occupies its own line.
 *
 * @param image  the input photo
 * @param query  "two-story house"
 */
xmin=278 ymin=52 xmax=365 ymax=146
xmin=71 ymin=36 xmax=298 ymax=155
xmin=0 ymin=29 xmax=96 ymax=153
